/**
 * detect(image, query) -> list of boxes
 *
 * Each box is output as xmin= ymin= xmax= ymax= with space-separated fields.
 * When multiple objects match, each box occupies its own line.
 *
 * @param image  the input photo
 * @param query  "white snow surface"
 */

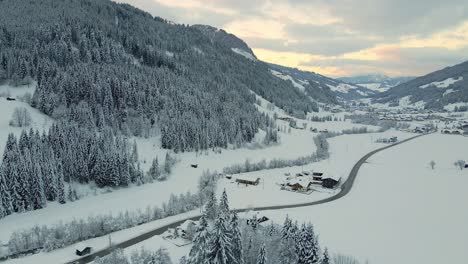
xmin=270 ymin=69 xmax=306 ymax=92
xmin=419 ymin=76 xmax=463 ymax=89
xmin=0 ymin=84 xmax=53 ymax=155
xmin=3 ymin=210 xmax=199 ymax=264
xmin=327 ymin=83 xmax=359 ymax=94
xmin=231 ymin=48 xmax=257 ymax=61
xmin=259 ymin=134 xmax=468 ymax=264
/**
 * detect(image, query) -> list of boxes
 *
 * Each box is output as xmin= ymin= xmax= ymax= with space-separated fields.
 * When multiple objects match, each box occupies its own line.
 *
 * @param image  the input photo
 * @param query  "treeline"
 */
xmin=94 ymin=248 xmax=172 ymax=264
xmin=344 ymin=114 xmax=410 ymax=131
xmin=309 ymin=115 xmax=341 ymax=122
xmin=6 ymin=192 xmax=200 ymax=257
xmin=4 ymin=171 xmax=219 ymax=258
xmin=0 ymin=122 xmax=141 ymax=219
xmin=0 ymin=0 xmax=316 ymax=152
xmin=223 ymin=134 xmax=333 ymax=175
xmin=186 ymin=191 xmax=325 ymax=264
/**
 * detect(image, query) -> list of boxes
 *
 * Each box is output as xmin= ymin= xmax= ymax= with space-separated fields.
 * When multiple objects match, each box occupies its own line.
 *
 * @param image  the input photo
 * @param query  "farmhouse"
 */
xmin=235 ymin=176 xmax=260 ymax=186
xmin=322 ymin=176 xmax=341 ymax=189
xmin=287 ymin=178 xmax=313 ymax=191
xmin=312 ymin=172 xmax=324 ymax=182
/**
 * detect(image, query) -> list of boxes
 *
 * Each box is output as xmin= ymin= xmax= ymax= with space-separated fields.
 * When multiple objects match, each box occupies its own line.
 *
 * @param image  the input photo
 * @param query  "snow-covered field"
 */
xmin=260 ymin=133 xmax=468 ymax=264
xmin=419 ymin=76 xmax=463 ymax=89
xmin=219 ymin=130 xmax=414 ymax=210
xmin=0 ymin=84 xmax=52 ymax=155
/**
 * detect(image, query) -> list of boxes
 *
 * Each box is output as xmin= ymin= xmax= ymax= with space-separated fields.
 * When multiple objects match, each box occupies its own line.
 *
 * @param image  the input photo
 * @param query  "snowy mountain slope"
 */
xmin=268 ymin=63 xmax=377 ymax=101
xmin=193 ymin=24 xmax=377 ymax=103
xmin=374 ymin=60 xmax=468 ymax=109
xmin=191 ymin=24 xmax=257 ymax=59
xmin=0 ymin=84 xmax=53 ymax=155
xmin=339 ymin=74 xmax=414 ymax=92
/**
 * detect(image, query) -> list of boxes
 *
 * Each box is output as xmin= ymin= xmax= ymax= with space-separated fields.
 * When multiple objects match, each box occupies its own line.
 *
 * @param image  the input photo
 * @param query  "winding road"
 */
xmin=68 ymin=134 xmax=423 ymax=264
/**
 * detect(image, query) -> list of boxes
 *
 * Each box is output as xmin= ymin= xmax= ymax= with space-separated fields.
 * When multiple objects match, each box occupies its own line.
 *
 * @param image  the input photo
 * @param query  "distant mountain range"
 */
xmin=374 ymin=60 xmax=468 ymax=109
xmin=194 ymin=25 xmax=377 ymax=101
xmin=338 ymin=74 xmax=415 ymax=92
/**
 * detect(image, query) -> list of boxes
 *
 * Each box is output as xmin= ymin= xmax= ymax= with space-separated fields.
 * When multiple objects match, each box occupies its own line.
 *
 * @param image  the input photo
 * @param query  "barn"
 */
xmin=235 ymin=177 xmax=260 ymax=186
xmin=322 ymin=176 xmax=341 ymax=189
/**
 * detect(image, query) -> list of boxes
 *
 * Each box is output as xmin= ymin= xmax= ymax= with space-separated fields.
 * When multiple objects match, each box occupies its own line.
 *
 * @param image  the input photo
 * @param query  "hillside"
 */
xmin=268 ymin=63 xmax=376 ymax=101
xmin=192 ymin=25 xmax=375 ymax=102
xmin=0 ymin=0 xmax=316 ymax=152
xmin=338 ymin=74 xmax=414 ymax=92
xmin=374 ymin=60 xmax=468 ymax=109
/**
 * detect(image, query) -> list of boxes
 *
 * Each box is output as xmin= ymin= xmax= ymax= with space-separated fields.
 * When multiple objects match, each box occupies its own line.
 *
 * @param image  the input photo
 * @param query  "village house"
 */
xmin=235 ymin=176 xmax=260 ymax=186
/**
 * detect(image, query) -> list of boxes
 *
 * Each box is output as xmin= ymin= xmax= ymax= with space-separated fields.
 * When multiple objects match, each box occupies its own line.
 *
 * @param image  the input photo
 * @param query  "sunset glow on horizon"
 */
xmin=121 ymin=0 xmax=468 ymax=77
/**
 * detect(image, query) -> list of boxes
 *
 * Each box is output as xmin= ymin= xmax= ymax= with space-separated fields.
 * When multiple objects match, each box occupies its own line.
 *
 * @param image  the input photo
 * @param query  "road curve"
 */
xmin=69 ymin=134 xmax=424 ymax=264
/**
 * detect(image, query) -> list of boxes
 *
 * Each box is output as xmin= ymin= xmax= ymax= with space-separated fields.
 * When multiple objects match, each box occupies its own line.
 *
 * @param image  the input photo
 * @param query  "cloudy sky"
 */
xmin=120 ymin=0 xmax=468 ymax=77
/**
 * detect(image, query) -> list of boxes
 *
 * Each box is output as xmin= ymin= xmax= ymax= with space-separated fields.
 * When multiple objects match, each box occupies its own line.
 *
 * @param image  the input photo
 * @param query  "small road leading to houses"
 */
xmin=68 ymin=134 xmax=424 ymax=264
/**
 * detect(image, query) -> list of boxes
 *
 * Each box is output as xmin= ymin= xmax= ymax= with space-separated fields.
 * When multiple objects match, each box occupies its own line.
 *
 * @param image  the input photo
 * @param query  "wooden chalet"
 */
xmin=236 ymin=177 xmax=260 ymax=186
xmin=287 ymin=179 xmax=313 ymax=191
xmin=322 ymin=177 xmax=340 ymax=189
xmin=312 ymin=172 xmax=324 ymax=181
xmin=6 ymin=97 xmax=15 ymax=101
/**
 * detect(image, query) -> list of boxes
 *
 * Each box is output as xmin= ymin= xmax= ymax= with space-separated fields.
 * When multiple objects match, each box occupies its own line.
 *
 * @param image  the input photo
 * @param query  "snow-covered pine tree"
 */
xmin=31 ymin=163 xmax=46 ymax=209
xmin=256 ymin=243 xmax=267 ymax=264
xmin=208 ymin=215 xmax=234 ymax=264
xmin=321 ymin=248 xmax=330 ymax=264
xmin=297 ymin=223 xmax=319 ymax=264
xmin=188 ymin=215 xmax=210 ymax=264
xmin=164 ymin=152 xmax=172 ymax=175
xmin=219 ymin=189 xmax=230 ymax=216
xmin=148 ymin=157 xmax=161 ymax=180
xmin=229 ymin=212 xmax=243 ymax=264
xmin=280 ymin=216 xmax=298 ymax=263
xmin=57 ymin=163 xmax=66 ymax=204
xmin=205 ymin=193 xmax=218 ymax=220
xmin=0 ymin=166 xmax=13 ymax=216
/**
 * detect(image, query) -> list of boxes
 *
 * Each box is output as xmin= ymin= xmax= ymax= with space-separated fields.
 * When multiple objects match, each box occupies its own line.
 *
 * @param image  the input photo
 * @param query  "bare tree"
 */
xmin=9 ymin=107 xmax=32 ymax=127
xmin=429 ymin=160 xmax=436 ymax=170
xmin=333 ymin=254 xmax=361 ymax=264
xmin=454 ymin=160 xmax=466 ymax=170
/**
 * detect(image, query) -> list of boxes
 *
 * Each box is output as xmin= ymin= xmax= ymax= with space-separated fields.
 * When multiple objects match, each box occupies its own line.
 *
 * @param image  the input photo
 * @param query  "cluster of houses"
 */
xmin=281 ymin=171 xmax=340 ymax=193
xmin=375 ymin=136 xmax=398 ymax=143
xmin=440 ymin=121 xmax=468 ymax=135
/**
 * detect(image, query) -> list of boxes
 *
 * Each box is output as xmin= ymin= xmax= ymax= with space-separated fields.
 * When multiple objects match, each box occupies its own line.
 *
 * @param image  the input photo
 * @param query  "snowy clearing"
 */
xmin=270 ymin=69 xmax=306 ymax=92
xmin=419 ymin=76 xmax=463 ymax=89
xmin=231 ymin=48 xmax=257 ymax=61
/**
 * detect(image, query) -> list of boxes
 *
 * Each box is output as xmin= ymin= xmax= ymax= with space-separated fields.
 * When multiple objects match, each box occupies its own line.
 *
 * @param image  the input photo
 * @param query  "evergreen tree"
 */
xmin=219 ymin=189 xmax=230 ymax=216
xmin=229 ymin=212 xmax=244 ymax=264
xmin=321 ymin=248 xmax=330 ymax=264
xmin=31 ymin=163 xmax=46 ymax=209
xmin=164 ymin=152 xmax=172 ymax=175
xmin=256 ymin=243 xmax=267 ymax=264
xmin=188 ymin=215 xmax=210 ymax=264
xmin=148 ymin=157 xmax=161 ymax=180
xmin=205 ymin=193 xmax=218 ymax=220
xmin=0 ymin=167 xmax=13 ymax=215
xmin=208 ymin=216 xmax=234 ymax=264
xmin=57 ymin=163 xmax=66 ymax=204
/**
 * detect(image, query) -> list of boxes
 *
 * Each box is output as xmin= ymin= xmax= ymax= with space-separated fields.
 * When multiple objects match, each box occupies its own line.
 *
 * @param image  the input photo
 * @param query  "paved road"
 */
xmin=68 ymin=134 xmax=423 ymax=264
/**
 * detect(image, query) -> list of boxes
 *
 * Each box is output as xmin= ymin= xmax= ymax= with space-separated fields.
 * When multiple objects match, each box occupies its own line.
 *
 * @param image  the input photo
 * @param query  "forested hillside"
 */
xmin=0 ymin=0 xmax=319 ymax=218
xmin=0 ymin=0 xmax=315 ymax=151
xmin=374 ymin=60 xmax=468 ymax=108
